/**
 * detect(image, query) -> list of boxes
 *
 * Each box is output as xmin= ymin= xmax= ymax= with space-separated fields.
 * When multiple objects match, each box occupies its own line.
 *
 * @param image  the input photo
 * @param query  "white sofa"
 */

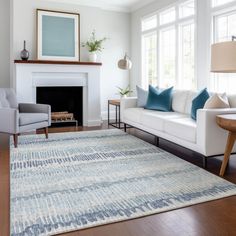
xmin=121 ymin=90 xmax=236 ymax=167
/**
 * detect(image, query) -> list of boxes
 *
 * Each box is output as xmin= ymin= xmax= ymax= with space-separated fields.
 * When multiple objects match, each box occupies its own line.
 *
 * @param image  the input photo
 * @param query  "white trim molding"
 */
xmin=14 ymin=63 xmax=102 ymax=127
xmin=45 ymin=0 xmax=157 ymax=13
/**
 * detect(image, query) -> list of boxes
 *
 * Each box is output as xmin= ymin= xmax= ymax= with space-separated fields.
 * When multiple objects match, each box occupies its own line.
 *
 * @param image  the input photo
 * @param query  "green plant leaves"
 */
xmin=82 ymin=30 xmax=107 ymax=53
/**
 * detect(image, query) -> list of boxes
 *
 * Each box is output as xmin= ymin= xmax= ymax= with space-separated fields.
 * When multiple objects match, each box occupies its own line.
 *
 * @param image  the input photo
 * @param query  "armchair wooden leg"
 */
xmin=44 ymin=127 xmax=49 ymax=139
xmin=13 ymin=134 xmax=18 ymax=148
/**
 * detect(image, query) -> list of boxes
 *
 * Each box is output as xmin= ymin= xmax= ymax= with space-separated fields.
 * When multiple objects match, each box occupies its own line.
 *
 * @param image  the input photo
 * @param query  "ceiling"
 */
xmin=47 ymin=0 xmax=156 ymax=12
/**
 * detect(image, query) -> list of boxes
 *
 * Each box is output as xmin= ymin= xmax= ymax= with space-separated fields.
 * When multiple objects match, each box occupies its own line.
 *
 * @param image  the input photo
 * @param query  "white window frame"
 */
xmin=212 ymin=0 xmax=236 ymax=9
xmin=212 ymin=2 xmax=236 ymax=41
xmin=210 ymin=0 xmax=236 ymax=92
xmin=159 ymin=25 xmax=176 ymax=88
xmin=141 ymin=0 xmax=197 ymax=90
xmin=141 ymin=14 xmax=158 ymax=88
xmin=178 ymin=19 xmax=195 ymax=89
xmin=159 ymin=6 xmax=176 ymax=26
xmin=142 ymin=31 xmax=158 ymax=88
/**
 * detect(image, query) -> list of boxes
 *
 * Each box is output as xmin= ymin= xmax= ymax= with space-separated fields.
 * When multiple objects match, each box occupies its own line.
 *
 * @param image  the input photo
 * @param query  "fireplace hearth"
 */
xmin=37 ymin=87 xmax=83 ymax=127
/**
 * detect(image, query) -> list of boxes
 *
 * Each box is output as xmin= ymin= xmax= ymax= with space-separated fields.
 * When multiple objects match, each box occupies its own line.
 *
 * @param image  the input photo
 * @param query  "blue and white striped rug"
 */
xmin=11 ymin=129 xmax=236 ymax=236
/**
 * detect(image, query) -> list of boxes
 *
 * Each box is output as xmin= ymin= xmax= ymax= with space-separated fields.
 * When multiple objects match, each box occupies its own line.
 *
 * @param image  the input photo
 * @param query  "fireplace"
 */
xmin=14 ymin=62 xmax=102 ymax=126
xmin=37 ymin=87 xmax=83 ymax=127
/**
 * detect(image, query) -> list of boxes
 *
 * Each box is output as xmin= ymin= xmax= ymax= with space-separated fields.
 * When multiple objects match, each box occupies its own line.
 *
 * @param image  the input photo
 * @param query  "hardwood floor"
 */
xmin=1 ymin=123 xmax=236 ymax=236
xmin=0 ymin=133 xmax=10 ymax=236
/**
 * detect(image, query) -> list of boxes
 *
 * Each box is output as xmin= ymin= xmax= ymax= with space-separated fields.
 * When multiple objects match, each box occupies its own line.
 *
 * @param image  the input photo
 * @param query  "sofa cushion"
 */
xmin=136 ymin=86 xmax=148 ymax=108
xmin=228 ymin=94 xmax=236 ymax=108
xmin=19 ymin=113 xmax=49 ymax=126
xmin=191 ymin=88 xmax=210 ymax=120
xmin=145 ymin=86 xmax=173 ymax=111
xmin=184 ymin=91 xmax=197 ymax=115
xmin=164 ymin=117 xmax=197 ymax=143
xmin=172 ymin=90 xmax=189 ymax=113
xmin=123 ymin=108 xmax=144 ymax=124
xmin=204 ymin=93 xmax=230 ymax=109
xmin=141 ymin=110 xmax=187 ymax=132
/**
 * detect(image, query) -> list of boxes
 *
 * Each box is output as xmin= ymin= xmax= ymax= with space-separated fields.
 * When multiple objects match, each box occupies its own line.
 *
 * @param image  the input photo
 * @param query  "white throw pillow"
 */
xmin=228 ymin=94 xmax=236 ymax=108
xmin=204 ymin=93 xmax=230 ymax=109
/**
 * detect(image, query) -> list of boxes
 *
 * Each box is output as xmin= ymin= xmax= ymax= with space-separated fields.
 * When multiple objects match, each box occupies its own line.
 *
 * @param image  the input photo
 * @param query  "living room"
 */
xmin=0 ymin=0 xmax=236 ymax=235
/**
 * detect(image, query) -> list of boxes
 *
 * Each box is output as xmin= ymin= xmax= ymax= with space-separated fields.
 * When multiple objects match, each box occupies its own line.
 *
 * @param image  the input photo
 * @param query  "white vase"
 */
xmin=89 ymin=52 xmax=97 ymax=62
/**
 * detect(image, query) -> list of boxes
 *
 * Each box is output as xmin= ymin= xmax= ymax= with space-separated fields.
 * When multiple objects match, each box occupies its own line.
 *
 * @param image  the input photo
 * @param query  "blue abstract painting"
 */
xmin=42 ymin=15 xmax=76 ymax=57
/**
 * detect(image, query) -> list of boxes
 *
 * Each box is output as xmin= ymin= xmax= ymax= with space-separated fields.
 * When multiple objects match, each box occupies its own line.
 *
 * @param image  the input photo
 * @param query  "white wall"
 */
xmin=0 ymin=0 xmax=10 ymax=87
xmin=12 ymin=0 xmax=130 ymax=118
xmin=130 ymin=0 xmax=212 ymax=93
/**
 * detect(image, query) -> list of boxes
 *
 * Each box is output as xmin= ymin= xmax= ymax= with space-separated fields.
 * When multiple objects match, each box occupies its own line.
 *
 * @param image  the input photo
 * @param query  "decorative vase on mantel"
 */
xmin=20 ymin=40 xmax=29 ymax=61
xmin=120 ymin=94 xmax=127 ymax=99
xmin=89 ymin=52 xmax=97 ymax=62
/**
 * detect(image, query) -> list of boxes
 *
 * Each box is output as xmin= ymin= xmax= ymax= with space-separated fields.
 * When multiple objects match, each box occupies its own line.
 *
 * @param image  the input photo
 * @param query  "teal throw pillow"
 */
xmin=145 ymin=86 xmax=173 ymax=112
xmin=191 ymin=88 xmax=210 ymax=120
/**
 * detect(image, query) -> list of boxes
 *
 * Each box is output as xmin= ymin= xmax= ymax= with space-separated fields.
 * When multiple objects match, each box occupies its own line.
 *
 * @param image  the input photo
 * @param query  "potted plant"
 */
xmin=117 ymin=86 xmax=133 ymax=98
xmin=82 ymin=31 xmax=107 ymax=62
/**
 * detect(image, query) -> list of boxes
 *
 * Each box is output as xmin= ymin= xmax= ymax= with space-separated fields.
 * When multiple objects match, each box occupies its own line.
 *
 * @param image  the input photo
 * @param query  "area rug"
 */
xmin=11 ymin=129 xmax=236 ymax=236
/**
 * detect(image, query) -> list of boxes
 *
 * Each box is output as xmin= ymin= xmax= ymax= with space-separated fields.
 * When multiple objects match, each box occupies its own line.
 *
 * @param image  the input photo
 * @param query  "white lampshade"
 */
xmin=118 ymin=54 xmax=132 ymax=70
xmin=211 ymin=41 xmax=236 ymax=73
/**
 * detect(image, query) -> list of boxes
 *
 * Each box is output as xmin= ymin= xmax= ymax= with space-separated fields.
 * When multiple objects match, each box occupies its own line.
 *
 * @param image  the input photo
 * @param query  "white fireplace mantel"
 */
xmin=14 ymin=60 xmax=102 ymax=127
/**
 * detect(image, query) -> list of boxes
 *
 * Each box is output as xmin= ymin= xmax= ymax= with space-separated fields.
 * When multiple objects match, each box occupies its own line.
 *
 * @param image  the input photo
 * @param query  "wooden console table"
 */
xmin=0 ymin=133 xmax=10 ymax=235
xmin=217 ymin=114 xmax=236 ymax=176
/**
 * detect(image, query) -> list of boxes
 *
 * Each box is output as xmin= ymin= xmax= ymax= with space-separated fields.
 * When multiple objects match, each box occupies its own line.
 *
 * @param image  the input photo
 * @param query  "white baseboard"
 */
xmin=87 ymin=120 xmax=103 ymax=127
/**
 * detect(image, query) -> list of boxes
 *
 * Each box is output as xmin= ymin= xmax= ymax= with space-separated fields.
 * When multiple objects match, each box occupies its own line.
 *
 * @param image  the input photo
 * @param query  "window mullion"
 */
xmin=156 ymin=14 xmax=160 ymax=87
xmin=176 ymin=6 xmax=180 ymax=89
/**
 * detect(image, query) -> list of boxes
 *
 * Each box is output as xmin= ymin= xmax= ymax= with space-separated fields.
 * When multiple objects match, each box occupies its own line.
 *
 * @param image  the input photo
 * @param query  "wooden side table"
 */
xmin=108 ymin=99 xmax=122 ymax=129
xmin=216 ymin=114 xmax=236 ymax=176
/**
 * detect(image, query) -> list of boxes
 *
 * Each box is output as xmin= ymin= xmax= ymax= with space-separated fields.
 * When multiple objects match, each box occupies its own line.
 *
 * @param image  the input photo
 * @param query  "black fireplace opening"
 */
xmin=37 ymin=87 xmax=83 ymax=127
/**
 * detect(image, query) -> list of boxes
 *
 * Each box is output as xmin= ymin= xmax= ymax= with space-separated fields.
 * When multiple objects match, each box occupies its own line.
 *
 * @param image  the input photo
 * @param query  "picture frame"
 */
xmin=37 ymin=9 xmax=80 ymax=61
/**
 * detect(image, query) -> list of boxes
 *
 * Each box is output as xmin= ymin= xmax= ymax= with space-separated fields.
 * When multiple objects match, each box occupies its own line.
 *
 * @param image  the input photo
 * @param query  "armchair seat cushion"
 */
xmin=19 ymin=113 xmax=49 ymax=126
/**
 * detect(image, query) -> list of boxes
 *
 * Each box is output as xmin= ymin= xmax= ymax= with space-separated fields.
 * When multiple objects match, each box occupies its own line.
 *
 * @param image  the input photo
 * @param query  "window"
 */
xmin=141 ymin=15 xmax=158 ymax=88
xmin=212 ymin=0 xmax=236 ymax=7
xmin=211 ymin=2 xmax=236 ymax=93
xmin=142 ymin=16 xmax=157 ymax=31
xmin=142 ymin=33 xmax=158 ymax=87
xmin=159 ymin=5 xmax=196 ymax=89
xmin=179 ymin=22 xmax=195 ymax=89
xmin=215 ymin=11 xmax=236 ymax=42
xmin=160 ymin=28 xmax=176 ymax=87
xmin=179 ymin=0 xmax=195 ymax=18
xmin=141 ymin=0 xmax=196 ymax=90
xmin=160 ymin=7 xmax=176 ymax=25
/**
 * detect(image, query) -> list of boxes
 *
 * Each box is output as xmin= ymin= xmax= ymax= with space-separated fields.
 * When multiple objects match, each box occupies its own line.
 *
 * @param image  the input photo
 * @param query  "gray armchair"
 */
xmin=0 ymin=88 xmax=51 ymax=147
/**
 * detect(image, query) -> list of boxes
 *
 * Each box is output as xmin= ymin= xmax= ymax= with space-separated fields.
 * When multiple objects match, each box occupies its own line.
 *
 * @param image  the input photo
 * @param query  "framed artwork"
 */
xmin=37 ymin=9 xmax=80 ymax=61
